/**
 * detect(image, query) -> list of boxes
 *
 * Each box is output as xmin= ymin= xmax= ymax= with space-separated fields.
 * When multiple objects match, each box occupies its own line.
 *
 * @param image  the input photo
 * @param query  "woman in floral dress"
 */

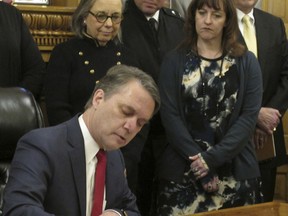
xmin=156 ymin=0 xmax=263 ymax=215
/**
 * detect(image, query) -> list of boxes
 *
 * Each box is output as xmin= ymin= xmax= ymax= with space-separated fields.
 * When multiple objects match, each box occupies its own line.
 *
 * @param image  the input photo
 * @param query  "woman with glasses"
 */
xmin=45 ymin=0 xmax=138 ymax=126
xmin=45 ymin=0 xmax=144 ymax=200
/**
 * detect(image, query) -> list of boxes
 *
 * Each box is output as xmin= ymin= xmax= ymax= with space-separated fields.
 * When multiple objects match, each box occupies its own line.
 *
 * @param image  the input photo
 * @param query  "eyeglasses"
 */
xmin=89 ymin=11 xmax=123 ymax=24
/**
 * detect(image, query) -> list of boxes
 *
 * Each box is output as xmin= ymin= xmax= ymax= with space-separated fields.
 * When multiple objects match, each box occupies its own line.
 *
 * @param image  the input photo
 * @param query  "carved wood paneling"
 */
xmin=15 ymin=4 xmax=76 ymax=62
xmin=52 ymin=0 xmax=79 ymax=7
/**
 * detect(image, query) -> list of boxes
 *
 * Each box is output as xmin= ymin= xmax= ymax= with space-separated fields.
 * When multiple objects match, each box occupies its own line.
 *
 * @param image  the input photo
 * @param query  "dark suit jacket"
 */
xmin=45 ymin=37 xmax=138 ymax=126
xmin=121 ymin=0 xmax=185 ymax=82
xmin=3 ymin=116 xmax=140 ymax=216
xmin=239 ymin=8 xmax=288 ymax=167
xmin=121 ymin=0 xmax=185 ymax=139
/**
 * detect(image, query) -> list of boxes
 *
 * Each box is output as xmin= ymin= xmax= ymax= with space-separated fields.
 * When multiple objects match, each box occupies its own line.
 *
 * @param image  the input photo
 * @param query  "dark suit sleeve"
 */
xmin=3 ymin=132 xmax=54 ymax=216
xmin=265 ymin=18 xmax=288 ymax=113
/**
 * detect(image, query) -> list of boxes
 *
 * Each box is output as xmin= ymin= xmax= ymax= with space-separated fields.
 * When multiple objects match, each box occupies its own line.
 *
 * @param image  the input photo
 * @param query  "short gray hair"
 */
xmin=72 ymin=0 xmax=124 ymax=39
xmin=85 ymin=65 xmax=160 ymax=115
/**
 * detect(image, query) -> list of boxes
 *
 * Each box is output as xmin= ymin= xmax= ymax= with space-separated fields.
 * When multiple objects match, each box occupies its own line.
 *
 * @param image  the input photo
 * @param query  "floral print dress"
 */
xmin=156 ymin=52 xmax=262 ymax=216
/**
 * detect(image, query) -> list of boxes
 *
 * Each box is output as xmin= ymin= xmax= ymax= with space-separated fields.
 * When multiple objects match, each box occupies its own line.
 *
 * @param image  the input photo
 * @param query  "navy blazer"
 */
xmin=3 ymin=116 xmax=140 ymax=216
xmin=239 ymin=8 xmax=288 ymax=167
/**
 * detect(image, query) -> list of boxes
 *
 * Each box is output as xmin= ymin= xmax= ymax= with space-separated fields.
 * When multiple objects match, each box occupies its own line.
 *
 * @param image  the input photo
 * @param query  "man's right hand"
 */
xmin=257 ymin=107 xmax=281 ymax=134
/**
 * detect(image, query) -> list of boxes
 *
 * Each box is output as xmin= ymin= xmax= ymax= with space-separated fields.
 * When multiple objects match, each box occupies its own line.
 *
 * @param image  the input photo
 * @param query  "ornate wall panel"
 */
xmin=15 ymin=4 xmax=76 ymax=62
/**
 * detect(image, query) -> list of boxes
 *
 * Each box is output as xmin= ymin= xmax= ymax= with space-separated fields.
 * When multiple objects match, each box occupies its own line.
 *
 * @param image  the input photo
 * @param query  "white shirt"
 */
xmin=236 ymin=8 xmax=256 ymax=36
xmin=146 ymin=10 xmax=160 ymax=22
xmin=78 ymin=115 xmax=106 ymax=216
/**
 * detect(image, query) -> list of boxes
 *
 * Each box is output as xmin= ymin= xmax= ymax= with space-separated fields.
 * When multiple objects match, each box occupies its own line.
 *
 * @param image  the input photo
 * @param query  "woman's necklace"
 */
xmin=198 ymin=56 xmax=224 ymax=122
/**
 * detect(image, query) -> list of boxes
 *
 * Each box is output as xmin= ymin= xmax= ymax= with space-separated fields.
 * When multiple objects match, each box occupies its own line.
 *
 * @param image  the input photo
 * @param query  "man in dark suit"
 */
xmin=121 ymin=1 xmax=185 ymax=215
xmin=235 ymin=0 xmax=288 ymax=202
xmin=122 ymin=0 xmax=184 ymax=82
xmin=3 ymin=65 xmax=160 ymax=216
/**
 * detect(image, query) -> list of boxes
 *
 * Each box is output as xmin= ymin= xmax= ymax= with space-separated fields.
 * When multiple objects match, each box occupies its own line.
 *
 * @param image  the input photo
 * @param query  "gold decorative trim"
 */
xmin=15 ymin=5 xmax=76 ymax=61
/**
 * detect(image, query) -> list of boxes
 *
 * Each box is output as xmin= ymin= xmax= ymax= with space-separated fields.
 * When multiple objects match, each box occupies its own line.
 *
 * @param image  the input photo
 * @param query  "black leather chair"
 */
xmin=0 ymin=87 xmax=45 ymax=215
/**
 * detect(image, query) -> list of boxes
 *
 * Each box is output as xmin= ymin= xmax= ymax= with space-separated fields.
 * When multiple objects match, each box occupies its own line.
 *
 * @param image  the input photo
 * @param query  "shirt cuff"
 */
xmin=103 ymin=209 xmax=124 ymax=216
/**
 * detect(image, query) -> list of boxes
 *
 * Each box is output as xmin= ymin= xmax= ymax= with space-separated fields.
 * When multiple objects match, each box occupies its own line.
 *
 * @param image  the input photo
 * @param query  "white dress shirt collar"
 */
xmin=236 ymin=8 xmax=256 ymax=34
xmin=79 ymin=115 xmax=99 ymax=164
xmin=146 ymin=10 xmax=160 ymax=22
xmin=79 ymin=115 xmax=105 ymax=216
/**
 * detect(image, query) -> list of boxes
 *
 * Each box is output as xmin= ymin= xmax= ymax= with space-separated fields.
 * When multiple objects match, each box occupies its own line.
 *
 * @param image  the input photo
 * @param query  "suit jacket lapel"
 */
xmin=105 ymin=152 xmax=115 ymax=205
xmin=67 ymin=116 xmax=87 ymax=216
xmin=254 ymin=9 xmax=269 ymax=69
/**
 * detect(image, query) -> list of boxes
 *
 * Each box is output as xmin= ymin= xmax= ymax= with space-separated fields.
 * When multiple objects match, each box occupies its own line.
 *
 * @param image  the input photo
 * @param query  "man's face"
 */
xmin=234 ymin=0 xmax=258 ymax=13
xmin=86 ymin=80 xmax=155 ymax=151
xmin=134 ymin=0 xmax=166 ymax=16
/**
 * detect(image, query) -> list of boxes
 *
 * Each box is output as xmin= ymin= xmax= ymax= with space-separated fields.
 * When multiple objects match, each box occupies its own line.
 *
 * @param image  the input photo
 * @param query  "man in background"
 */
xmin=121 ymin=0 xmax=184 ymax=215
xmin=234 ymin=0 xmax=288 ymax=202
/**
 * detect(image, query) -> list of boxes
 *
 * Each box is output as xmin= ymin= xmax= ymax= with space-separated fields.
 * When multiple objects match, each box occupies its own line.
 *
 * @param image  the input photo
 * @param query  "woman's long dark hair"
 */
xmin=180 ymin=0 xmax=246 ymax=57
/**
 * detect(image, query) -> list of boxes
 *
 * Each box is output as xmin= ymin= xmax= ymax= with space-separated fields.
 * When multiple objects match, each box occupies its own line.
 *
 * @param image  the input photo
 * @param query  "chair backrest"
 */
xmin=0 ymin=87 xmax=45 ymax=214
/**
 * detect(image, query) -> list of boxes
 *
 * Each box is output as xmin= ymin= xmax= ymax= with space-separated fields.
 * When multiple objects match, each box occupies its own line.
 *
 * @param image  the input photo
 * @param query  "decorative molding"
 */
xmin=15 ymin=4 xmax=76 ymax=61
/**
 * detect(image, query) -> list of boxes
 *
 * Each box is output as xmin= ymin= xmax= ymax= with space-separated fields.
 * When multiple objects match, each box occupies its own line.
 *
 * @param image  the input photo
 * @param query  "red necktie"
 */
xmin=91 ymin=149 xmax=107 ymax=216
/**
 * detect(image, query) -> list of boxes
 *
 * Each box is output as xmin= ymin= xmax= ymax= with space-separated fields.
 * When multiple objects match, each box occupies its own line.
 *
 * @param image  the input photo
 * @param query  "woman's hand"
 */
xmin=190 ymin=154 xmax=220 ymax=192
xmin=189 ymin=154 xmax=209 ymax=180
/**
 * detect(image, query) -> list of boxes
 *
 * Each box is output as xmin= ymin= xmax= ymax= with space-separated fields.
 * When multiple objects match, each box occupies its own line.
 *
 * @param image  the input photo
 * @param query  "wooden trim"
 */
xmin=15 ymin=4 xmax=76 ymax=62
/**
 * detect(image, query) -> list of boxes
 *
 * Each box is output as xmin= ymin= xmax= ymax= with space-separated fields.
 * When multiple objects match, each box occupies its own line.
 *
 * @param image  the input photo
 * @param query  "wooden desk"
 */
xmin=188 ymin=202 xmax=288 ymax=216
